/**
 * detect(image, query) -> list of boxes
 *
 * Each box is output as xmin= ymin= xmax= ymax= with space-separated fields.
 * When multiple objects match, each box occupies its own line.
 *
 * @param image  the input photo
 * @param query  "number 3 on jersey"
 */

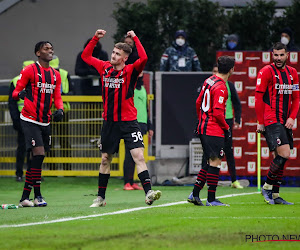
xmin=131 ymin=131 xmax=143 ymax=142
xmin=201 ymin=89 xmax=210 ymax=112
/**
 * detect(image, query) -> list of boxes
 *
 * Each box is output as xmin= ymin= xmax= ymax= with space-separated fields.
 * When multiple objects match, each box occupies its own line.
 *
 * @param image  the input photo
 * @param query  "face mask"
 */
xmin=176 ymin=38 xmax=185 ymax=47
xmin=281 ymin=36 xmax=289 ymax=45
xmin=228 ymin=41 xmax=237 ymax=49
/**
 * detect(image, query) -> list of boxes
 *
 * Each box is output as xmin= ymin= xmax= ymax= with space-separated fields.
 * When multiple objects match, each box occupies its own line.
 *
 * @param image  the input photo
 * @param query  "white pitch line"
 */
xmin=0 ymin=192 xmax=259 ymax=228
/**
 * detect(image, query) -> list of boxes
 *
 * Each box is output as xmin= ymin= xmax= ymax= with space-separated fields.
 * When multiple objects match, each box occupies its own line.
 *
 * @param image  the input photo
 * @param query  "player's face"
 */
xmin=273 ymin=49 xmax=288 ymax=69
xmin=36 ymin=43 xmax=54 ymax=62
xmin=212 ymin=67 xmax=218 ymax=75
xmin=124 ymin=37 xmax=134 ymax=48
xmin=110 ymin=48 xmax=128 ymax=66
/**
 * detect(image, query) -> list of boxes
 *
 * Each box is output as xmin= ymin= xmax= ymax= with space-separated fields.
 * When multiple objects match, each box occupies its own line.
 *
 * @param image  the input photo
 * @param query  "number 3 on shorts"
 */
xmin=131 ymin=132 xmax=143 ymax=142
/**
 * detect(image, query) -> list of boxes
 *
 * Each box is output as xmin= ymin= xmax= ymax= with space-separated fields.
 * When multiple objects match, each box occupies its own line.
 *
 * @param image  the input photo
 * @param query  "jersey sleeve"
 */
xmin=81 ymin=36 xmax=105 ymax=74
xmin=289 ymin=68 xmax=300 ymax=119
xmin=213 ymin=85 xmax=229 ymax=130
xmin=255 ymin=66 xmax=271 ymax=124
xmin=132 ymin=36 xmax=148 ymax=73
xmin=53 ymin=72 xmax=64 ymax=110
xmin=256 ymin=66 xmax=271 ymax=93
xmin=12 ymin=67 xmax=31 ymax=100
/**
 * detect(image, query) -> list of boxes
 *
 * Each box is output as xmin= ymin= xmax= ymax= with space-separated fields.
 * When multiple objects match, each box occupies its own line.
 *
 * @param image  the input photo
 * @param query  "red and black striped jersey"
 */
xmin=81 ymin=36 xmax=147 ymax=121
xmin=256 ymin=63 xmax=299 ymax=126
xmin=12 ymin=62 xmax=63 ymax=125
xmin=196 ymin=75 xmax=229 ymax=137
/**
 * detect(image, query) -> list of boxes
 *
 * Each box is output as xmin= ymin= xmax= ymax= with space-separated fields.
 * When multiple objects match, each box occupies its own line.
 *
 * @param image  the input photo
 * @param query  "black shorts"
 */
xmin=100 ymin=120 xmax=144 ymax=154
xmin=200 ymin=134 xmax=225 ymax=160
xmin=264 ymin=123 xmax=293 ymax=151
xmin=21 ymin=120 xmax=51 ymax=152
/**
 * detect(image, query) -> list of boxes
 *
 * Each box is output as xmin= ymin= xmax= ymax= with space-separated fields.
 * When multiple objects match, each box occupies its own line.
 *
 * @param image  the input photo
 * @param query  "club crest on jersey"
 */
xmin=218 ymin=96 xmax=224 ymax=104
xmin=31 ymin=139 xmax=36 ymax=147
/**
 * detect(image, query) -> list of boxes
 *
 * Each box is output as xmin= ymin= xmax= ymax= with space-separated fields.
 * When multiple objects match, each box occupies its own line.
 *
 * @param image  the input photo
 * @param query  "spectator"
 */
xmin=279 ymin=27 xmax=299 ymax=51
xmin=122 ymin=35 xmax=139 ymax=64
xmin=123 ymin=73 xmax=154 ymax=191
xmin=225 ymin=34 xmax=242 ymax=51
xmin=75 ymin=38 xmax=109 ymax=76
xmin=49 ymin=55 xmax=73 ymax=170
xmin=160 ymin=30 xmax=202 ymax=71
xmin=8 ymin=60 xmax=34 ymax=182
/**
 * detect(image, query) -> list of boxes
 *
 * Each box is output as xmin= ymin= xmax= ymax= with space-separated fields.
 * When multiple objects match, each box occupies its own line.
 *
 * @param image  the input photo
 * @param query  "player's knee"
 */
xmin=133 ymin=151 xmax=145 ymax=165
xmin=101 ymin=153 xmax=112 ymax=166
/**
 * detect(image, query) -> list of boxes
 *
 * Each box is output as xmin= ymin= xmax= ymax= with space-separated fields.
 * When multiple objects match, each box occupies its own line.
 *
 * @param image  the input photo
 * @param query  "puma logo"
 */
xmin=37 ymin=73 xmax=42 ymax=78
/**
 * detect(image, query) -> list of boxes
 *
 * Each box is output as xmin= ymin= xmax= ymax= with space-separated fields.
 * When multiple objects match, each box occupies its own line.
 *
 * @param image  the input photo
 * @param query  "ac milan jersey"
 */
xmin=196 ymin=75 xmax=229 ymax=137
xmin=256 ymin=63 xmax=299 ymax=126
xmin=81 ymin=36 xmax=147 ymax=121
xmin=12 ymin=62 xmax=63 ymax=125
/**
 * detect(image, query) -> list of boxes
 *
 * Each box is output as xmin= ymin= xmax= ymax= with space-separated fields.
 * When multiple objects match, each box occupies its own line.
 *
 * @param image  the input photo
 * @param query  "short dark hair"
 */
xmin=34 ymin=41 xmax=53 ymax=54
xmin=114 ymin=42 xmax=132 ymax=55
xmin=272 ymin=42 xmax=287 ymax=52
xmin=217 ymin=56 xmax=235 ymax=74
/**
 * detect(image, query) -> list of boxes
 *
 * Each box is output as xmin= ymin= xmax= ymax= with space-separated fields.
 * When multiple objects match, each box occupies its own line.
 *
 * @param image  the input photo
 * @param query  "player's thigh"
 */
xmin=121 ymin=120 xmax=144 ymax=150
xmin=264 ymin=123 xmax=293 ymax=151
xmin=21 ymin=120 xmax=45 ymax=151
xmin=100 ymin=121 xmax=121 ymax=154
xmin=41 ymin=124 xmax=51 ymax=152
xmin=200 ymin=134 xmax=225 ymax=160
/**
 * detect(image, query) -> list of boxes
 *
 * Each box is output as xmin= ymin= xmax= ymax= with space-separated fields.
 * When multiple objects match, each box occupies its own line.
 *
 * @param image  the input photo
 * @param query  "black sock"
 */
xmin=266 ymin=155 xmax=287 ymax=185
xmin=31 ymin=155 xmax=44 ymax=198
xmin=21 ymin=168 xmax=33 ymax=201
xmin=273 ymin=166 xmax=284 ymax=194
xmin=138 ymin=170 xmax=151 ymax=194
xmin=207 ymin=166 xmax=220 ymax=202
xmin=193 ymin=168 xmax=207 ymax=197
xmin=98 ymin=173 xmax=110 ymax=199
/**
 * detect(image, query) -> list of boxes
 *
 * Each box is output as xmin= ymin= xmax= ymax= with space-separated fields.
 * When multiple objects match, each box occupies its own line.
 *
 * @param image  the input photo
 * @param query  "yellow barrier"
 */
xmin=0 ymin=95 xmax=155 ymax=177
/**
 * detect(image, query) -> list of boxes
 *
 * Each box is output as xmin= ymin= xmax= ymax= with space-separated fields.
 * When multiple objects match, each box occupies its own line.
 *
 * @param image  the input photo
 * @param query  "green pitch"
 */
xmin=0 ymin=177 xmax=299 ymax=249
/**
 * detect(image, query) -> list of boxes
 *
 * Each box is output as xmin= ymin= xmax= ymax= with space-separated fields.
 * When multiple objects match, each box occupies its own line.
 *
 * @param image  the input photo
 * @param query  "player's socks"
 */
xmin=98 ymin=173 xmax=110 ymax=199
xmin=272 ymin=168 xmax=283 ymax=193
xmin=21 ymin=168 xmax=33 ymax=201
xmin=193 ymin=168 xmax=207 ymax=197
xmin=207 ymin=166 xmax=220 ymax=202
xmin=266 ymin=155 xmax=287 ymax=185
xmin=138 ymin=170 xmax=151 ymax=194
xmin=31 ymin=155 xmax=44 ymax=198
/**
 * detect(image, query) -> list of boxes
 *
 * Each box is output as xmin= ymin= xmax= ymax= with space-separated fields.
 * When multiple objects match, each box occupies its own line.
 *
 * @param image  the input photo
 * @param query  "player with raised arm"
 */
xmin=81 ymin=29 xmax=161 ymax=207
xmin=187 ymin=55 xmax=235 ymax=206
xmin=256 ymin=42 xmax=299 ymax=205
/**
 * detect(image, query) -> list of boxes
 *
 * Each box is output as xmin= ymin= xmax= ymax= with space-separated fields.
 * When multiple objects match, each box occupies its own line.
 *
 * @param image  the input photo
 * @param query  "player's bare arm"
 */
xmin=95 ymin=29 xmax=106 ymax=39
xmin=127 ymin=30 xmax=136 ymax=38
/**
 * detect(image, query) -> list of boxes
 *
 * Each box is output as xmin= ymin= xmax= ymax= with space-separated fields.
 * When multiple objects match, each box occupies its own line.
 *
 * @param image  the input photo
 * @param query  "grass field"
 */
xmin=0 ymin=177 xmax=299 ymax=249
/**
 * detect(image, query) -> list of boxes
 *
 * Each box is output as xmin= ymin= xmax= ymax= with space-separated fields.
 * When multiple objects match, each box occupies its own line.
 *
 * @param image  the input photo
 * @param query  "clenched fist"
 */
xmin=95 ymin=29 xmax=106 ymax=39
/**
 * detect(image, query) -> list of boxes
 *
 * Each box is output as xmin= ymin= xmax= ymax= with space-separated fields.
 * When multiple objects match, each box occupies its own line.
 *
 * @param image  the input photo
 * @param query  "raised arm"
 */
xmin=81 ymin=29 xmax=106 ymax=72
xmin=127 ymin=30 xmax=147 ymax=72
